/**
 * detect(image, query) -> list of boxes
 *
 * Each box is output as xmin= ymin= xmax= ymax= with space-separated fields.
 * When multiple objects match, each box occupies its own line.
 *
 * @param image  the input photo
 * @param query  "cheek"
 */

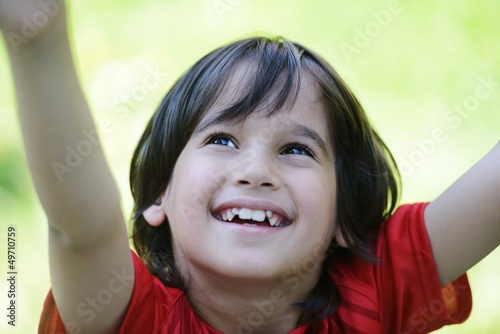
xmin=294 ymin=170 xmax=337 ymax=232
xmin=168 ymin=157 xmax=216 ymax=204
xmin=165 ymin=154 xmax=227 ymax=235
xmin=295 ymin=168 xmax=336 ymax=206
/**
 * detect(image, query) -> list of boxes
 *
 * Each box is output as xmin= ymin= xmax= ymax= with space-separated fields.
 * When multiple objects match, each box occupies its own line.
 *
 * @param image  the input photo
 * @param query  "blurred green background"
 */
xmin=0 ymin=0 xmax=499 ymax=333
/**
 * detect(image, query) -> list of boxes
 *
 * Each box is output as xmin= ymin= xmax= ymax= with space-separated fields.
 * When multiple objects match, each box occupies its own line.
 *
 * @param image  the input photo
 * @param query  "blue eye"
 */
xmin=282 ymin=144 xmax=314 ymax=157
xmin=207 ymin=133 xmax=237 ymax=148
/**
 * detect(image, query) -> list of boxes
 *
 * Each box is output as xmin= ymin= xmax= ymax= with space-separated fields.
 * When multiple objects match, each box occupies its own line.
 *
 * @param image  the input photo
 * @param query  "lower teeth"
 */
xmin=243 ymin=223 xmax=258 ymax=226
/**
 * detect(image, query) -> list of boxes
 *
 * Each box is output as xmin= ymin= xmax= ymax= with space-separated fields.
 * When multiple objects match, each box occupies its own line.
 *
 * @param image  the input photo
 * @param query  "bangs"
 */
xmin=193 ymin=37 xmax=306 ymax=126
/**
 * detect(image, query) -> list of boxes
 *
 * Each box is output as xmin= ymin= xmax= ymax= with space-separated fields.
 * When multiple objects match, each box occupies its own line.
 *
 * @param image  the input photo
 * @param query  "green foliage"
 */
xmin=0 ymin=150 xmax=30 ymax=203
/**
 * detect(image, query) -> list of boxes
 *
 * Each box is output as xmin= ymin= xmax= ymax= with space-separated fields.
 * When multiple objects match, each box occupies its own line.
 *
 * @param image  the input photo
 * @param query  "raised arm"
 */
xmin=0 ymin=2 xmax=133 ymax=332
xmin=425 ymin=140 xmax=500 ymax=285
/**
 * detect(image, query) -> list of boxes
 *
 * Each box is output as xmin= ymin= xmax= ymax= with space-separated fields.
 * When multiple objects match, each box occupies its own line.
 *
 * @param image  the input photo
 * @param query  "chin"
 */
xmin=207 ymin=255 xmax=287 ymax=282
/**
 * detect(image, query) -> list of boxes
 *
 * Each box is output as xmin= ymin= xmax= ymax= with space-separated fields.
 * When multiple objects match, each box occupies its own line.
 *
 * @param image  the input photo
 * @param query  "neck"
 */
xmin=184 ymin=269 xmax=319 ymax=334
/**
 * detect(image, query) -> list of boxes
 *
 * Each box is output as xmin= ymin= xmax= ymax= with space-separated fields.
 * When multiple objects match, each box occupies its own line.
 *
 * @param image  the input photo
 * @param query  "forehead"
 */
xmin=202 ymin=62 xmax=330 ymax=137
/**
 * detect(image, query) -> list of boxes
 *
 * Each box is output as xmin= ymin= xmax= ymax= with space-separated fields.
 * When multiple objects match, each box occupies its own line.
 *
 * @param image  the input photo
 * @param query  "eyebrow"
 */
xmin=193 ymin=114 xmax=232 ymax=135
xmin=286 ymin=121 xmax=330 ymax=157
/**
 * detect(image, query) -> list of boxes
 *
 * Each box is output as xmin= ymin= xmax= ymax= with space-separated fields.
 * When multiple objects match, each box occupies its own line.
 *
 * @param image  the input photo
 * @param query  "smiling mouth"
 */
xmin=213 ymin=208 xmax=292 ymax=227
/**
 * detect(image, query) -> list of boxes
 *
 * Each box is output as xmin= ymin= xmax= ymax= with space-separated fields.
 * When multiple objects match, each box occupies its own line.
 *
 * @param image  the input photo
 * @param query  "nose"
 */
xmin=230 ymin=148 xmax=281 ymax=190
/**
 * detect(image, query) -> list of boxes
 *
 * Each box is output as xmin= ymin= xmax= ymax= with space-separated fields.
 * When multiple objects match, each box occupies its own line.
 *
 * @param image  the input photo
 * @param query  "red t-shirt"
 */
xmin=39 ymin=203 xmax=472 ymax=333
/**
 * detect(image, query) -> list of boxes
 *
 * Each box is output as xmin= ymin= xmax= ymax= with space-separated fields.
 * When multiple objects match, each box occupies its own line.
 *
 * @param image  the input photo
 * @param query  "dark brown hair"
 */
xmin=130 ymin=36 xmax=400 ymax=327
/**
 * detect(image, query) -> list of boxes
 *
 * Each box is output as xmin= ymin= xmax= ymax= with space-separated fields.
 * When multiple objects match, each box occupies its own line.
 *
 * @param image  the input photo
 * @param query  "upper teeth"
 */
xmin=220 ymin=208 xmax=283 ymax=227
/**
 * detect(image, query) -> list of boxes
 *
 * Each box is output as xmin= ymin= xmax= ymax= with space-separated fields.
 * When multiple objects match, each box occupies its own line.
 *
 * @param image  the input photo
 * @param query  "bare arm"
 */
xmin=425 ymin=140 xmax=500 ymax=285
xmin=1 ymin=2 xmax=133 ymax=332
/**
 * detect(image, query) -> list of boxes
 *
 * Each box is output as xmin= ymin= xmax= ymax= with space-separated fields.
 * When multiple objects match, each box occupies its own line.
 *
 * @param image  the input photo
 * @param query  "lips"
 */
xmin=212 ymin=203 xmax=292 ymax=228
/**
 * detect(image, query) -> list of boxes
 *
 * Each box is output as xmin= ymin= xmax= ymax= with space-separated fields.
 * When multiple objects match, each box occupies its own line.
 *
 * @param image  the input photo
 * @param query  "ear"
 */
xmin=333 ymin=225 xmax=349 ymax=248
xmin=143 ymin=197 xmax=166 ymax=227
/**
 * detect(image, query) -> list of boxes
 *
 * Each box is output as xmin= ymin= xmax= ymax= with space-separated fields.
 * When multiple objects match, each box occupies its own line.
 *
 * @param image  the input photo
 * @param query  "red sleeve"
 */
xmin=376 ymin=203 xmax=472 ymax=333
xmin=118 ymin=251 xmax=186 ymax=333
xmin=118 ymin=251 xmax=161 ymax=333
xmin=38 ymin=290 xmax=65 ymax=334
xmin=38 ymin=251 xmax=185 ymax=334
xmin=330 ymin=203 xmax=472 ymax=333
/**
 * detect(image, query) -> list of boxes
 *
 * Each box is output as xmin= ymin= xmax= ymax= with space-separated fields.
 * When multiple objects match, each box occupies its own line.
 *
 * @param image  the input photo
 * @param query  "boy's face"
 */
xmin=160 ymin=71 xmax=339 ymax=287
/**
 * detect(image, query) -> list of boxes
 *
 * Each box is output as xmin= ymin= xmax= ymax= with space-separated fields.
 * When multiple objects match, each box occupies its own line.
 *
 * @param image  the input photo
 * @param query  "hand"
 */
xmin=0 ymin=0 xmax=67 ymax=51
